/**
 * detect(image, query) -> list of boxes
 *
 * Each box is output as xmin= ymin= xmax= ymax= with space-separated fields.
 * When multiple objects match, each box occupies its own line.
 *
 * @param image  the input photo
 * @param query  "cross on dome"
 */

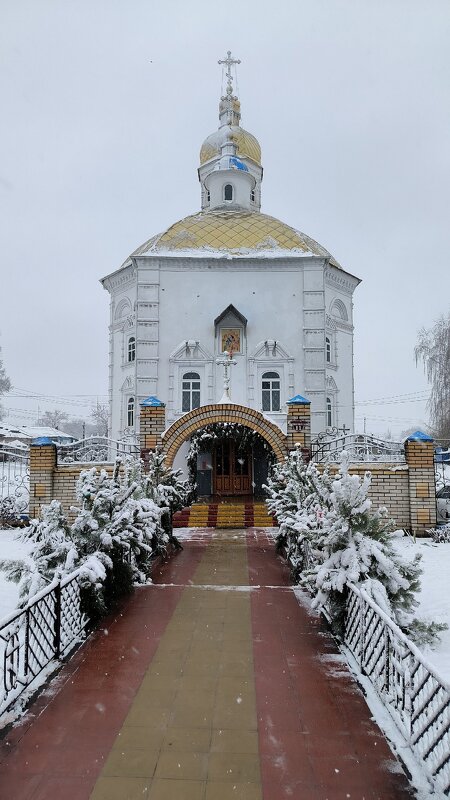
xmin=218 ymin=50 xmax=241 ymax=98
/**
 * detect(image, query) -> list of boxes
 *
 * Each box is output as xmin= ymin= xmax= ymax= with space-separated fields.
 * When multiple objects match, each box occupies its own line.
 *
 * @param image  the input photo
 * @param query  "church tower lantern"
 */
xmin=198 ymin=51 xmax=263 ymax=213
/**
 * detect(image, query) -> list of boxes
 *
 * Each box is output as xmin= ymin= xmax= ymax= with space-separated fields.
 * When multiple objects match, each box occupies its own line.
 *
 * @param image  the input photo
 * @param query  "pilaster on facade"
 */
xmin=134 ymin=261 xmax=160 ymax=409
xmin=303 ymin=265 xmax=326 ymax=434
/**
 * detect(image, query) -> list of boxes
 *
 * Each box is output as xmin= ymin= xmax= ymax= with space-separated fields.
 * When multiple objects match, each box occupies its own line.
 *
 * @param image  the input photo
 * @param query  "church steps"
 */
xmin=173 ymin=501 xmax=277 ymax=528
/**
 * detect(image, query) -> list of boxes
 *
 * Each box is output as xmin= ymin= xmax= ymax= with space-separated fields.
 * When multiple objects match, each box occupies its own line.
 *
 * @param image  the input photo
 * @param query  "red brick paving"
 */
xmin=248 ymin=529 xmax=413 ymax=799
xmin=0 ymin=528 xmax=414 ymax=799
xmin=0 ymin=535 xmax=211 ymax=800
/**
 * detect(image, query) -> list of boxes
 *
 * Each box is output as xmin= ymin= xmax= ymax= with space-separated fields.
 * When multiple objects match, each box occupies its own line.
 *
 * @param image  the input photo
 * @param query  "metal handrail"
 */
xmin=311 ymin=432 xmax=405 ymax=464
xmin=56 ymin=435 xmax=139 ymax=464
xmin=0 ymin=569 xmax=86 ymax=718
xmin=344 ymin=582 xmax=450 ymax=796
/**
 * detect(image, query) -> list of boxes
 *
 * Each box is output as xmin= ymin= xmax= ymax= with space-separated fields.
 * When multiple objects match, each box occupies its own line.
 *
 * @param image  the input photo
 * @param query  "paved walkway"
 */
xmin=0 ymin=530 xmax=413 ymax=799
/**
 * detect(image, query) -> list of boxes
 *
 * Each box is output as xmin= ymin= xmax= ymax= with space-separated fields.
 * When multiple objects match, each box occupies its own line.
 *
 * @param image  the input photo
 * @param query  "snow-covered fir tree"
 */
xmin=266 ymin=449 xmax=445 ymax=644
xmin=0 ymin=500 xmax=76 ymax=601
xmin=0 ymin=455 xmax=188 ymax=619
xmin=265 ymin=447 xmax=330 ymax=581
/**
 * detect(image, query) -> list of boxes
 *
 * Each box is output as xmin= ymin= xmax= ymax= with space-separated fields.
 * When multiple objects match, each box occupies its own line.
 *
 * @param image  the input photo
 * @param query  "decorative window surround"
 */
xmin=168 ymin=341 xmax=214 ymax=421
xmin=248 ymin=340 xmax=294 ymax=408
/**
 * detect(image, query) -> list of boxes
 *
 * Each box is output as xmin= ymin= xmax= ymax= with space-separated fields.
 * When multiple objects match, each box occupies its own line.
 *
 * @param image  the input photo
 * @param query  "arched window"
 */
xmin=182 ymin=372 xmax=201 ymax=412
xmin=326 ymin=336 xmax=331 ymax=363
xmin=127 ymin=397 xmax=135 ymax=427
xmin=128 ymin=336 xmax=136 ymax=362
xmin=262 ymin=371 xmax=280 ymax=412
xmin=326 ymin=396 xmax=332 ymax=428
xmin=224 ymin=184 xmax=233 ymax=202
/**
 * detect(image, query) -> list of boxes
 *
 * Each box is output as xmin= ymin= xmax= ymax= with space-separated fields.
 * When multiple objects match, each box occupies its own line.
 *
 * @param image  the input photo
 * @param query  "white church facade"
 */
xmin=101 ymin=53 xmax=360 ymax=494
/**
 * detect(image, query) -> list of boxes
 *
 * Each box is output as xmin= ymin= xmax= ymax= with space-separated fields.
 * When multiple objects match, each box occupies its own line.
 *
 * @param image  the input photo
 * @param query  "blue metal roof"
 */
xmin=140 ymin=396 xmax=165 ymax=407
xmin=287 ymin=394 xmax=311 ymax=405
xmin=406 ymin=430 xmax=433 ymax=442
xmin=31 ymin=437 xmax=54 ymax=446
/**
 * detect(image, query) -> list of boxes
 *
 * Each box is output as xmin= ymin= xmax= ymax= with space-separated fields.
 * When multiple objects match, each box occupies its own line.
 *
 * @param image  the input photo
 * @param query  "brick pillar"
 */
xmin=286 ymin=394 xmax=311 ymax=462
xmin=139 ymin=396 xmax=166 ymax=461
xmin=405 ymin=431 xmax=436 ymax=536
xmin=29 ymin=437 xmax=57 ymax=519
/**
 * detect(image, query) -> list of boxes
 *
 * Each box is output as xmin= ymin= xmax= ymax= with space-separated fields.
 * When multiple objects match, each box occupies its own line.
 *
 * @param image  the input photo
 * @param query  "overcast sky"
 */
xmin=1 ymin=0 xmax=449 ymax=438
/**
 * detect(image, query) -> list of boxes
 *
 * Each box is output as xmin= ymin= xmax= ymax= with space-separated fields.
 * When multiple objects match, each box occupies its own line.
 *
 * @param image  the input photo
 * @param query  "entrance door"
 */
xmin=213 ymin=441 xmax=252 ymax=495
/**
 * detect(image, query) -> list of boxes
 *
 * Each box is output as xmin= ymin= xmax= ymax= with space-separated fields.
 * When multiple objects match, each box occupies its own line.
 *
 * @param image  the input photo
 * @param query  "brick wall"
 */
xmin=322 ymin=463 xmax=411 ymax=529
xmin=52 ymin=463 xmax=114 ymax=519
xmin=28 ymin=413 xmax=436 ymax=537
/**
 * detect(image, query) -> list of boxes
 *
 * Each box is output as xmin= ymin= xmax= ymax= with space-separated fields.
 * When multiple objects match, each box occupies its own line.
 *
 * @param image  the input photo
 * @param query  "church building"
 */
xmin=101 ymin=53 xmax=360 ymax=495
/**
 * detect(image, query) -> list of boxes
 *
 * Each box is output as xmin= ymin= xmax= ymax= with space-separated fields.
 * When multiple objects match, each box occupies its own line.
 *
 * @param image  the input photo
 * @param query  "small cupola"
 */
xmin=198 ymin=51 xmax=263 ymax=213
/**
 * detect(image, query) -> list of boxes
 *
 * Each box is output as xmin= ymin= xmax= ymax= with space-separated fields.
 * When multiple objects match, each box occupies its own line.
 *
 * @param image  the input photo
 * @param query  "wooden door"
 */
xmin=213 ymin=442 xmax=252 ymax=495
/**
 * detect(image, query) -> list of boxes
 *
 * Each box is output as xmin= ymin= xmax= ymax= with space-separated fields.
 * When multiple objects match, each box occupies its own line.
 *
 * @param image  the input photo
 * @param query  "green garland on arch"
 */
xmin=186 ymin=422 xmax=276 ymax=487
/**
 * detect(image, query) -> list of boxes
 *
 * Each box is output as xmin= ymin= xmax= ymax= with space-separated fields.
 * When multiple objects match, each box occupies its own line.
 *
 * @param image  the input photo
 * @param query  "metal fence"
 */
xmin=57 ymin=435 xmax=139 ymax=464
xmin=0 ymin=570 xmax=86 ymax=717
xmin=311 ymin=432 xmax=405 ymax=464
xmin=344 ymin=583 xmax=450 ymax=797
xmin=0 ymin=445 xmax=30 ymax=517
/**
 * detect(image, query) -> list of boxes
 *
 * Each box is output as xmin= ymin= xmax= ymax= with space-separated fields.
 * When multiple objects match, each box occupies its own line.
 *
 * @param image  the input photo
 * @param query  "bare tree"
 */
xmin=0 ymin=354 xmax=11 ymax=421
xmin=39 ymin=409 xmax=69 ymax=430
xmin=415 ymin=312 xmax=450 ymax=445
xmin=62 ymin=418 xmax=97 ymax=440
xmin=91 ymin=401 xmax=109 ymax=436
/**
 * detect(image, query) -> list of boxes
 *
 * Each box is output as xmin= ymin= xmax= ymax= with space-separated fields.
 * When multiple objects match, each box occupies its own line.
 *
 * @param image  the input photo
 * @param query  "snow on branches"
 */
xmin=266 ymin=449 xmax=445 ymax=644
xmin=0 ymin=453 xmax=187 ymax=620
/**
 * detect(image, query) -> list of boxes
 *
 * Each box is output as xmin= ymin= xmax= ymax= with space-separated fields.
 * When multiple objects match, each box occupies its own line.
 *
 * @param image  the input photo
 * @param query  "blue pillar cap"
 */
xmin=287 ymin=394 xmax=311 ymax=405
xmin=406 ymin=430 xmax=433 ymax=442
xmin=140 ymin=396 xmax=165 ymax=407
xmin=31 ymin=437 xmax=55 ymax=446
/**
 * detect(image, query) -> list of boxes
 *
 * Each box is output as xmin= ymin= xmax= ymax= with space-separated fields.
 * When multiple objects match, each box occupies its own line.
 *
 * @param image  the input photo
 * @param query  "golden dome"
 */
xmin=200 ymin=126 xmax=261 ymax=166
xmin=128 ymin=210 xmax=340 ymax=267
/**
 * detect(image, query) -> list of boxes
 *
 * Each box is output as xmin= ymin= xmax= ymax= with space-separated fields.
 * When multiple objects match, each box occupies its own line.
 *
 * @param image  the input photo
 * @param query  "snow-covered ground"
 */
xmin=394 ymin=534 xmax=450 ymax=683
xmin=0 ymin=529 xmax=33 ymax=620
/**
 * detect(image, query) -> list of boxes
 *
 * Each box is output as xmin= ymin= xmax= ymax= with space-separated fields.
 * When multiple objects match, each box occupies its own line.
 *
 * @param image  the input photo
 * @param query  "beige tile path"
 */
xmin=90 ymin=531 xmax=262 ymax=800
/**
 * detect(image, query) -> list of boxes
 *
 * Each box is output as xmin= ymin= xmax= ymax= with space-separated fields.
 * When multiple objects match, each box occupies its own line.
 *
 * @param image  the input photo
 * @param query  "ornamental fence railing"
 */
xmin=344 ymin=582 xmax=450 ymax=797
xmin=311 ymin=432 xmax=405 ymax=464
xmin=0 ymin=445 xmax=30 ymax=518
xmin=0 ymin=569 xmax=86 ymax=718
xmin=56 ymin=435 xmax=139 ymax=464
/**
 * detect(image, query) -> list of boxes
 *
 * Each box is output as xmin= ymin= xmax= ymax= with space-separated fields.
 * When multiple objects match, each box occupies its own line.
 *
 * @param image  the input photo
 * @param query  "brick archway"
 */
xmin=162 ymin=403 xmax=288 ymax=467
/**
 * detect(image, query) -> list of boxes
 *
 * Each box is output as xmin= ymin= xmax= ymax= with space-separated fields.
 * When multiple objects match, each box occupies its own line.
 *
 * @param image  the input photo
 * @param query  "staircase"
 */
xmin=173 ymin=500 xmax=277 ymax=528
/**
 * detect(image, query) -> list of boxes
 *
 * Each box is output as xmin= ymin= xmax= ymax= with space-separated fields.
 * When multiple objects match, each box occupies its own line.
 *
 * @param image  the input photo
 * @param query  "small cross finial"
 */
xmin=218 ymin=50 xmax=241 ymax=98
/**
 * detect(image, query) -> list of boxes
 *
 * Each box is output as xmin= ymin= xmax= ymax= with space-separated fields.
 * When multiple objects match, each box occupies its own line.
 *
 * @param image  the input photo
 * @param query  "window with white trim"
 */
xmin=326 ymin=336 xmax=331 ymax=364
xmin=182 ymin=372 xmax=201 ymax=412
xmin=262 ymin=371 xmax=281 ymax=412
xmin=128 ymin=336 xmax=136 ymax=362
xmin=127 ymin=396 xmax=135 ymax=427
xmin=224 ymin=184 xmax=233 ymax=202
xmin=326 ymin=396 xmax=332 ymax=428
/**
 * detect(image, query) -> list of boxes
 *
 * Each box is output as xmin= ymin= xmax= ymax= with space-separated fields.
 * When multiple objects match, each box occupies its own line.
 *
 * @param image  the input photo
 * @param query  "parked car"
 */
xmin=436 ymin=485 xmax=450 ymax=524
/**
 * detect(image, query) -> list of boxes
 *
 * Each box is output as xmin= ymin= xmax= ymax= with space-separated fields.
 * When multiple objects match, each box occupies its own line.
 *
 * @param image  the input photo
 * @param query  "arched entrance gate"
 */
xmin=139 ymin=396 xmax=311 ymax=497
xmin=162 ymin=404 xmax=288 ymax=498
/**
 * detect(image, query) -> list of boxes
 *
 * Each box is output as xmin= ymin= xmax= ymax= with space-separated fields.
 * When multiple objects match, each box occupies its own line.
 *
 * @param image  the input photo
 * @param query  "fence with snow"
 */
xmin=344 ymin=582 xmax=450 ymax=797
xmin=0 ymin=570 xmax=86 ymax=719
xmin=0 ymin=445 xmax=30 ymax=519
